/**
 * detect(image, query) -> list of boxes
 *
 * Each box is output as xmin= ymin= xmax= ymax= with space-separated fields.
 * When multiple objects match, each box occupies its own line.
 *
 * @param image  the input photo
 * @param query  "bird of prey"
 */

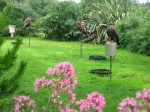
xmin=23 ymin=15 xmax=32 ymax=29
xmin=76 ymin=18 xmax=88 ymax=36
xmin=106 ymin=24 xmax=120 ymax=45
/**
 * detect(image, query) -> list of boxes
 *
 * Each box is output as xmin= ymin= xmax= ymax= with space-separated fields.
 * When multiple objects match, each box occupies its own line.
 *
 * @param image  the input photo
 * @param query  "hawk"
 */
xmin=76 ymin=18 xmax=88 ymax=36
xmin=23 ymin=15 xmax=32 ymax=29
xmin=106 ymin=24 xmax=120 ymax=45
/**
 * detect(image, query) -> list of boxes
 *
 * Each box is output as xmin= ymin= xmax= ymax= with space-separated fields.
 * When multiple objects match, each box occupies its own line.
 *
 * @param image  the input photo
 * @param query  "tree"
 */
xmin=0 ymin=4 xmax=13 ymax=33
xmin=0 ymin=4 xmax=27 ymax=110
xmin=0 ymin=38 xmax=27 ymax=97
xmin=9 ymin=3 xmax=38 ymax=36
xmin=0 ymin=0 xmax=7 ymax=12
xmin=34 ymin=1 xmax=81 ymax=40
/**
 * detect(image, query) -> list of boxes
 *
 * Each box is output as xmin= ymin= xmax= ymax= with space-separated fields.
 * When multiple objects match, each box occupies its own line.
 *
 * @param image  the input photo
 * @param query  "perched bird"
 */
xmin=23 ymin=15 xmax=32 ymax=29
xmin=76 ymin=18 xmax=88 ymax=36
xmin=106 ymin=24 xmax=120 ymax=45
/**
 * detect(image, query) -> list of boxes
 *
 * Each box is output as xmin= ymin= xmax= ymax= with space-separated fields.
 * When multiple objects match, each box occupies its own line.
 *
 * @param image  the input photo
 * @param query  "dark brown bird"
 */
xmin=76 ymin=18 xmax=88 ymax=36
xmin=106 ymin=24 xmax=120 ymax=45
xmin=23 ymin=15 xmax=32 ymax=29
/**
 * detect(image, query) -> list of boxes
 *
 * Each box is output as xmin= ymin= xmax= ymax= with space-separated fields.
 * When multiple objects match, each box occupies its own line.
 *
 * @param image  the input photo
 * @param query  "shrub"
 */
xmin=10 ymin=62 xmax=105 ymax=112
xmin=117 ymin=8 xmax=150 ymax=56
xmin=1 ymin=3 xmax=38 ymax=37
xmin=34 ymin=1 xmax=82 ymax=40
xmin=118 ymin=88 xmax=150 ymax=112
xmin=0 ymin=0 xmax=7 ymax=12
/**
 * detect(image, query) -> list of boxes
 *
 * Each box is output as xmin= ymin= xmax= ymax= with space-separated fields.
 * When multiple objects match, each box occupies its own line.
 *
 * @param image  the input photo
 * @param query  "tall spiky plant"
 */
xmin=86 ymin=0 xmax=137 ymax=43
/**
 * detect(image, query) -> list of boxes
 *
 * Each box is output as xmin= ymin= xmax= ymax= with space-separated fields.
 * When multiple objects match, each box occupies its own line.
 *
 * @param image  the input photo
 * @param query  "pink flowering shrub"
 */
xmin=76 ymin=91 xmax=105 ymax=112
xmin=11 ymin=96 xmax=36 ymax=112
xmin=10 ymin=62 xmax=150 ymax=112
xmin=33 ymin=62 xmax=105 ymax=111
xmin=34 ymin=62 xmax=78 ymax=111
xmin=118 ymin=88 xmax=150 ymax=112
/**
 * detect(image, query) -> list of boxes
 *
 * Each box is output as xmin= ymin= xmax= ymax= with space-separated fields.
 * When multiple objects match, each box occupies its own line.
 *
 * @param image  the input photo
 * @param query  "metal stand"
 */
xmin=28 ymin=30 xmax=30 ymax=47
xmin=26 ymin=27 xmax=31 ymax=47
xmin=110 ymin=56 xmax=112 ymax=82
xmin=80 ymin=35 xmax=82 ymax=56
xmin=106 ymin=41 xmax=117 ymax=82
xmin=75 ymin=31 xmax=83 ymax=56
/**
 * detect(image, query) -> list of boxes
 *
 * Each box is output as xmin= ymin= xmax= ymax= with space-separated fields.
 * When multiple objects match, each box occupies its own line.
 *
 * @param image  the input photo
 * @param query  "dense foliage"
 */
xmin=0 ymin=0 xmax=150 ymax=55
xmin=0 ymin=0 xmax=7 ymax=12
xmin=117 ymin=4 xmax=150 ymax=56
xmin=0 ymin=4 xmax=13 ymax=34
xmin=33 ymin=1 xmax=82 ymax=40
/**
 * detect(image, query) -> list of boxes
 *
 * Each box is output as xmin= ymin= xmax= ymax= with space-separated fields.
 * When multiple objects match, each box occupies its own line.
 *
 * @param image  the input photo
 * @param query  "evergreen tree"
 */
xmin=0 ymin=38 xmax=27 ymax=97
xmin=0 ymin=4 xmax=13 ymax=32
xmin=0 ymin=0 xmax=7 ymax=12
xmin=0 ymin=3 xmax=27 ymax=110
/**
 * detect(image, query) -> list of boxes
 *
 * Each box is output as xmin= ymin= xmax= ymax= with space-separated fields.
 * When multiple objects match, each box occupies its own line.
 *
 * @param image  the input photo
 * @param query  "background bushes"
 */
xmin=1 ymin=3 xmax=37 ymax=36
xmin=117 ymin=6 xmax=150 ymax=56
xmin=33 ymin=1 xmax=81 ymax=40
xmin=0 ymin=0 xmax=150 ymax=56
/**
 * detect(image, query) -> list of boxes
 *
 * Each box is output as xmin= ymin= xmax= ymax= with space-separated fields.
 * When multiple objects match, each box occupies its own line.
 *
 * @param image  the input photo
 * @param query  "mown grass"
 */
xmin=2 ymin=37 xmax=150 ymax=111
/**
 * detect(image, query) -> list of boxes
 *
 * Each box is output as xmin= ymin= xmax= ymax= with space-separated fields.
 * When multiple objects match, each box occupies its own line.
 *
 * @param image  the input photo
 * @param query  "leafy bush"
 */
xmin=34 ymin=1 xmax=82 ymax=40
xmin=10 ymin=62 xmax=106 ymax=112
xmin=1 ymin=3 xmax=38 ymax=36
xmin=0 ymin=0 xmax=7 ymax=12
xmin=117 ymin=7 xmax=150 ymax=56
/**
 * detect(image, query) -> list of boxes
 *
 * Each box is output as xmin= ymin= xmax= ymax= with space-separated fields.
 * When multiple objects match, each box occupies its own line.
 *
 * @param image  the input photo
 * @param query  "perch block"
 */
xmin=9 ymin=25 xmax=16 ymax=37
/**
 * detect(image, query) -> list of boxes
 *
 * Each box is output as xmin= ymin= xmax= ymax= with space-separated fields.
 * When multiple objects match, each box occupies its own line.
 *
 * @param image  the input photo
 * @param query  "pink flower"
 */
xmin=52 ymin=90 xmax=59 ymax=98
xmin=87 ymin=91 xmax=105 ymax=108
xmin=118 ymin=97 xmax=139 ymax=112
xmin=54 ymin=62 xmax=75 ymax=77
xmin=63 ymin=78 xmax=70 ymax=83
xmin=65 ymin=104 xmax=78 ymax=112
xmin=11 ymin=96 xmax=36 ymax=112
xmin=141 ymin=110 xmax=147 ymax=112
xmin=34 ymin=77 xmax=47 ymax=87
xmin=76 ymin=99 xmax=90 ymax=111
xmin=58 ymin=100 xmax=63 ymax=105
xmin=46 ymin=67 xmax=53 ymax=75
xmin=136 ymin=89 xmax=150 ymax=100
xmin=68 ymin=90 xmax=76 ymax=103
xmin=71 ymin=80 xmax=78 ymax=88
xmin=136 ymin=92 xmax=142 ymax=99
xmin=59 ymin=104 xmax=78 ymax=112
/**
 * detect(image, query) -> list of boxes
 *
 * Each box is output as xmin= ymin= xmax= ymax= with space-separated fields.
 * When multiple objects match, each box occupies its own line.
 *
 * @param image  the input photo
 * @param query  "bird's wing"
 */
xmin=106 ymin=25 xmax=120 ymax=45
xmin=23 ymin=17 xmax=32 ymax=28
xmin=24 ymin=18 xmax=31 ymax=24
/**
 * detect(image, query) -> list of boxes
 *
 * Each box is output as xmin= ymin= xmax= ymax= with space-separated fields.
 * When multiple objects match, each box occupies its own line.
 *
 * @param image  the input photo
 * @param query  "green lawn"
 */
xmin=2 ymin=37 xmax=150 ymax=111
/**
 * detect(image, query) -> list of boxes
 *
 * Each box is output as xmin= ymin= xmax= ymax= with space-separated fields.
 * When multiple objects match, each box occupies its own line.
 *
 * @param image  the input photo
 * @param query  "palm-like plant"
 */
xmin=86 ymin=0 xmax=136 ymax=43
xmin=90 ymin=0 xmax=135 ymax=24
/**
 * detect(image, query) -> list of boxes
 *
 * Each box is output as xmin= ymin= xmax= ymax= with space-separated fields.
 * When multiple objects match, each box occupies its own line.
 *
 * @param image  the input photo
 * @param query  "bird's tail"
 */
xmin=114 ymin=33 xmax=120 ymax=46
xmin=117 ymin=40 xmax=120 ymax=46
